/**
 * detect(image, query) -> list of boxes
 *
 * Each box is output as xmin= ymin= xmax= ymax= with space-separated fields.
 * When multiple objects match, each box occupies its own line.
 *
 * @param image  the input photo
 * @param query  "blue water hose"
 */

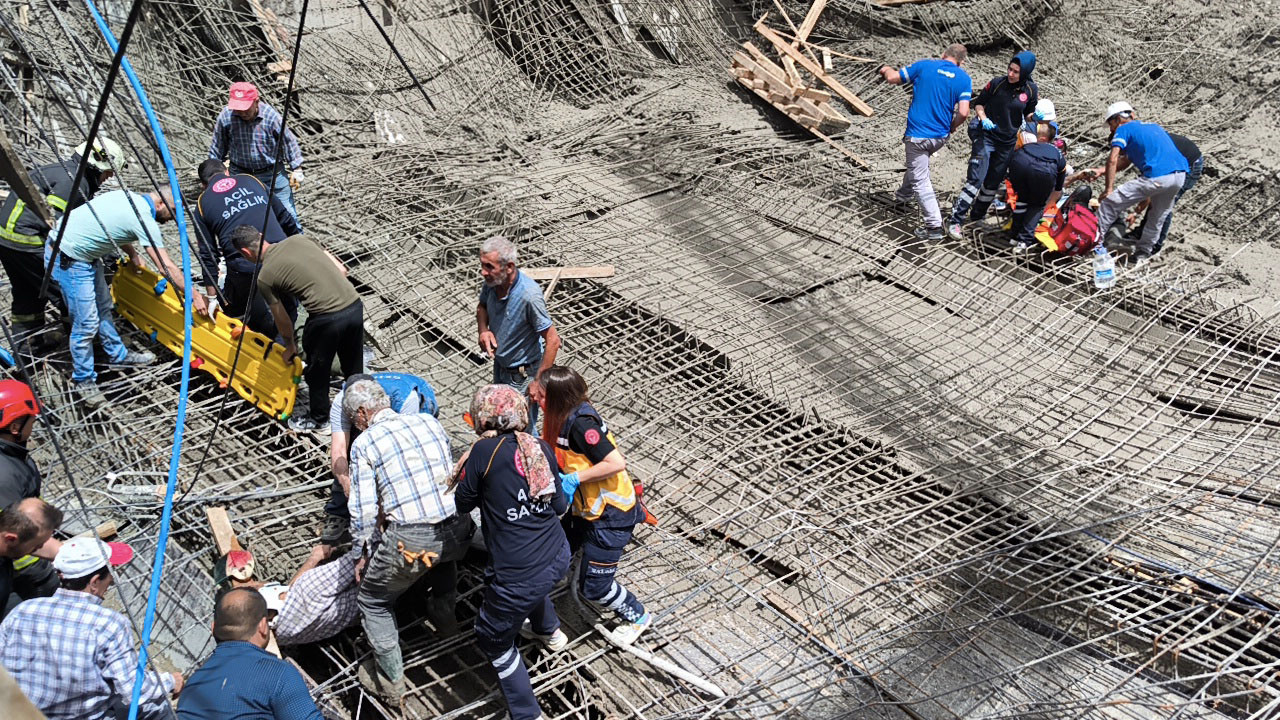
xmin=80 ymin=2 xmax=196 ymax=717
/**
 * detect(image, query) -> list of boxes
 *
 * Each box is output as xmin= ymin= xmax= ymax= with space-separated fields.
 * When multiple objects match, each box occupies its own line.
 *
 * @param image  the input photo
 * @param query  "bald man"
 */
xmin=178 ymin=588 xmax=322 ymax=719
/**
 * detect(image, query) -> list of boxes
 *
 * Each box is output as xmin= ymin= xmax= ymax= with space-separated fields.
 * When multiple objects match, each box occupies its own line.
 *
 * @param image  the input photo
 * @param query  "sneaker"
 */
xmin=1010 ymin=240 xmax=1033 ymax=253
xmin=991 ymin=198 xmax=1008 ymax=212
xmin=610 ymin=613 xmax=651 ymax=646
xmin=356 ymin=660 xmax=405 ymax=707
xmin=1133 ymin=253 xmax=1151 ymax=268
xmin=945 ymin=221 xmax=964 ymax=240
xmin=288 ymin=415 xmax=323 ymax=432
xmin=520 ymin=620 xmax=568 ymax=651
xmin=912 ymin=226 xmax=944 ymax=241
xmin=112 ymin=350 xmax=155 ymax=367
xmin=318 ymin=513 xmax=350 ymax=545
xmin=74 ymin=380 xmax=107 ymax=409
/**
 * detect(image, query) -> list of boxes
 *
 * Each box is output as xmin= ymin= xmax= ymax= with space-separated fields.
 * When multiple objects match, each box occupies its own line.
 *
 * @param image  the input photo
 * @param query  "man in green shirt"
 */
xmin=230 ymin=225 xmax=362 ymax=431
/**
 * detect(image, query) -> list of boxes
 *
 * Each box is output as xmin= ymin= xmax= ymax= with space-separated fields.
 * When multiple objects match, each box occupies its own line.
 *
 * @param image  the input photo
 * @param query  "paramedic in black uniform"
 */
xmin=1005 ymin=122 xmax=1067 ymax=251
xmin=192 ymin=159 xmax=299 ymax=337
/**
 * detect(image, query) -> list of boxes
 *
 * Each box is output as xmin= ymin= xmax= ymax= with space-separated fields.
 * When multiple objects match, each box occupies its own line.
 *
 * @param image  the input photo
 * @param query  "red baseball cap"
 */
xmin=228 ymin=82 xmax=259 ymax=111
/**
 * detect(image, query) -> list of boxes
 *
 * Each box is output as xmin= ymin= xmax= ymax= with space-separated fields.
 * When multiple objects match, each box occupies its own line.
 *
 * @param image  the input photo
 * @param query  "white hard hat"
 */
xmin=1104 ymin=101 xmax=1134 ymax=122
xmin=74 ymin=136 xmax=126 ymax=173
xmin=1035 ymin=99 xmax=1057 ymax=122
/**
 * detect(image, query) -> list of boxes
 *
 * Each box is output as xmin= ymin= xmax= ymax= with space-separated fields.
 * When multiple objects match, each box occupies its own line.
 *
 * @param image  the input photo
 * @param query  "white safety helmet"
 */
xmin=74 ymin=136 xmax=126 ymax=173
xmin=1104 ymin=101 xmax=1134 ymax=123
xmin=1035 ymin=99 xmax=1057 ymax=122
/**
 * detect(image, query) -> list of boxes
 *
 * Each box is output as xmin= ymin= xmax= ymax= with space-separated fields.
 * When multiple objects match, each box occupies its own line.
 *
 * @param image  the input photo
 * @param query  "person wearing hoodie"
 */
xmin=947 ymin=51 xmax=1040 ymax=239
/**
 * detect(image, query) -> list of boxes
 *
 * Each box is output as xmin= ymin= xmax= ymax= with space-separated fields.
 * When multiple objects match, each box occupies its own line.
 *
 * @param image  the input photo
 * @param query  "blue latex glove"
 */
xmin=1033 ymin=109 xmax=1047 ymax=121
xmin=560 ymin=472 xmax=580 ymax=498
xmin=981 ymin=117 xmax=997 ymax=131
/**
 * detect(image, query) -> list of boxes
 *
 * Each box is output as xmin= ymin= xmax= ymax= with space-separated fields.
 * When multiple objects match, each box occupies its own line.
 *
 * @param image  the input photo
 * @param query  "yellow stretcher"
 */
xmin=111 ymin=261 xmax=303 ymax=420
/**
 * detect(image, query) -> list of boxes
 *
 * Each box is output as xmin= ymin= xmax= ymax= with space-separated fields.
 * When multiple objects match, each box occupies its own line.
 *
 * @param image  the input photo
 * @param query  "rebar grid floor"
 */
xmin=3 ymin=0 xmax=1280 ymax=717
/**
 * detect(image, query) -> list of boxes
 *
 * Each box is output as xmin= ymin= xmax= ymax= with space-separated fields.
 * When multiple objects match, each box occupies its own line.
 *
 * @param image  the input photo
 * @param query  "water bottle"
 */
xmin=1093 ymin=245 xmax=1116 ymax=289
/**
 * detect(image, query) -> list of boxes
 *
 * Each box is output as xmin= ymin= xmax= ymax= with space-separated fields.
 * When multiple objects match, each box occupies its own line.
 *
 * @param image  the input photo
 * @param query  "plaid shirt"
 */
xmin=348 ymin=410 xmax=456 ymax=556
xmin=273 ymin=551 xmax=360 ymax=646
xmin=207 ymin=101 xmax=303 ymax=173
xmin=0 ymin=589 xmax=174 ymax=720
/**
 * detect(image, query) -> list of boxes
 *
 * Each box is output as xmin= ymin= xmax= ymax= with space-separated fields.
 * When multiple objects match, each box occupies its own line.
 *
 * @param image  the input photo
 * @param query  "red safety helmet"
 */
xmin=0 ymin=380 xmax=40 ymax=429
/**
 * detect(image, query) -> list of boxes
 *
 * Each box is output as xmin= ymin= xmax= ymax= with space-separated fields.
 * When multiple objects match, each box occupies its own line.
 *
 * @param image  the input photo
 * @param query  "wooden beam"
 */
xmin=542 ymin=268 xmax=563 ymax=301
xmin=523 ymin=265 xmax=615 ymax=281
xmin=75 ymin=521 xmax=119 ymax=540
xmin=755 ymin=19 xmax=874 ymax=117
xmin=206 ymin=506 xmax=242 ymax=556
xmin=0 ymin=125 xmax=53 ymax=229
xmin=792 ymin=0 xmax=828 ymax=46
xmin=809 ymin=127 xmax=869 ymax=168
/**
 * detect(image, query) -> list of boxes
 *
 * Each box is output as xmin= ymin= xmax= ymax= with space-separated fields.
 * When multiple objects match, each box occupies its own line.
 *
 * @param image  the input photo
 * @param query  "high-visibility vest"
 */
xmin=0 ymin=193 xmax=66 ymax=248
xmin=555 ymin=402 xmax=636 ymax=522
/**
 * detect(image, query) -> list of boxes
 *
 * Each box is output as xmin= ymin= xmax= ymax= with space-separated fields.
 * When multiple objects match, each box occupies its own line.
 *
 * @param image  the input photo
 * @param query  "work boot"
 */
xmin=424 ymin=595 xmax=459 ymax=637
xmin=318 ymin=513 xmax=350 ymax=546
xmin=912 ymin=226 xmax=944 ymax=242
xmin=74 ymin=381 xmax=107 ymax=410
xmin=356 ymin=659 xmax=405 ymax=707
xmin=111 ymin=350 xmax=155 ymax=367
xmin=945 ymin=221 xmax=964 ymax=241
xmin=519 ymin=619 xmax=568 ymax=651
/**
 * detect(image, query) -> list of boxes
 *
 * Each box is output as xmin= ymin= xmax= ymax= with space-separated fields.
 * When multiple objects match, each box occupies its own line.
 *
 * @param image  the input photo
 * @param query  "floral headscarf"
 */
xmin=449 ymin=384 xmax=554 ymax=499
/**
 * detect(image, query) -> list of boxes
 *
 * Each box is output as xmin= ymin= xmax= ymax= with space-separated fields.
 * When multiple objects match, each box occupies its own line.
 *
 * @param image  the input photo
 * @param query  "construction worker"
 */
xmin=1004 ymin=123 xmax=1066 ymax=252
xmin=1 ymin=535 xmax=183 ymax=719
xmin=322 ymin=371 xmax=440 ymax=548
xmin=1095 ymin=102 xmax=1188 ymax=265
xmin=0 ymin=138 xmax=124 ymax=347
xmin=477 ymin=235 xmax=561 ymax=430
xmin=343 ymin=380 xmax=472 ymax=705
xmin=229 ymin=225 xmax=362 ymax=431
xmin=0 ymin=498 xmax=62 ymax=619
xmin=0 ymin=380 xmax=60 ymax=610
xmin=947 ymin=51 xmax=1040 ymax=239
xmin=879 ymin=44 xmax=971 ymax=240
xmin=539 ymin=366 xmax=651 ymax=644
xmin=208 ymin=82 xmax=304 ymax=227
xmin=51 ymin=188 xmax=208 ymax=408
xmin=269 ymin=544 xmax=360 ymax=646
xmin=452 ymin=383 xmax=570 ymax=720
xmin=177 ymin=588 xmax=322 ymax=719
xmin=192 ymin=158 xmax=300 ymax=338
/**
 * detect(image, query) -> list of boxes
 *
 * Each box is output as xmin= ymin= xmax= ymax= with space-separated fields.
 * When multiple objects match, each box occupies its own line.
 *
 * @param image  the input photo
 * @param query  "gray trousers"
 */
xmin=895 ymin=137 xmax=948 ymax=229
xmin=1095 ymin=172 xmax=1185 ymax=255
xmin=358 ymin=516 xmax=474 ymax=681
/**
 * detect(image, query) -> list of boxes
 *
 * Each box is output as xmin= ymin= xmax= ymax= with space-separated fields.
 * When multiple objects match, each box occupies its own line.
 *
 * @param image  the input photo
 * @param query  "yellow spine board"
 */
xmin=110 ymin=261 xmax=302 ymax=419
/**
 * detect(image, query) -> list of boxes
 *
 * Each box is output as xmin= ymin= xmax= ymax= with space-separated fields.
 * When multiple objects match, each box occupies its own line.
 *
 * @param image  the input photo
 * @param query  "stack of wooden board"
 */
xmin=729 ymin=42 xmax=851 ymax=134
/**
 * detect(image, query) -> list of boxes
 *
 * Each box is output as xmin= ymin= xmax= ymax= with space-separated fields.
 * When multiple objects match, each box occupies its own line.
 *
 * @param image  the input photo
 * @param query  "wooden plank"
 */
xmin=792 ymin=0 xmax=828 ymax=45
xmin=741 ymin=43 xmax=794 ymax=90
xmin=543 ymin=268 xmax=563 ymax=301
xmin=800 ymin=86 xmax=832 ymax=103
xmin=206 ymin=506 xmax=242 ymax=556
xmin=781 ymin=56 xmax=803 ymax=86
xmin=809 ymin=127 xmax=868 ymax=167
xmin=0 ymin=125 xmax=53 ymax=229
xmin=523 ymin=265 xmax=615 ymax=281
xmin=755 ymin=19 xmax=874 ymax=117
xmin=75 ymin=521 xmax=119 ymax=540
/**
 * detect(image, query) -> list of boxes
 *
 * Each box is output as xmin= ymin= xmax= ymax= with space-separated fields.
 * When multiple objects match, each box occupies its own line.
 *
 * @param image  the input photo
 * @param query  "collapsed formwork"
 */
xmin=3 ymin=0 xmax=1280 ymax=718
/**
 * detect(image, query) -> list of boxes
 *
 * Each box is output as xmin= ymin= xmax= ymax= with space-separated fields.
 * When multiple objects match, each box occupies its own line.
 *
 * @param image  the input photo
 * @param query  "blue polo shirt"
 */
xmin=900 ymin=58 xmax=972 ymax=140
xmin=1111 ymin=121 xmax=1189 ymax=178
xmin=176 ymin=640 xmax=322 ymax=720
xmin=479 ymin=271 xmax=553 ymax=369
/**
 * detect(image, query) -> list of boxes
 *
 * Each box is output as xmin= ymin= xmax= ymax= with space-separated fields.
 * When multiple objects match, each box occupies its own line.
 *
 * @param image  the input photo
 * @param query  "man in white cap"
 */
xmin=208 ymin=82 xmax=305 ymax=227
xmin=0 ymin=536 xmax=183 ymax=719
xmin=1095 ymin=101 xmax=1188 ymax=264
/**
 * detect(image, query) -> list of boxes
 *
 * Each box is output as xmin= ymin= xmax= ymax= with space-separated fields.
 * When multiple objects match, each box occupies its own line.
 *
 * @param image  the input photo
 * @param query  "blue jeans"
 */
xmin=494 ymin=364 xmax=539 ymax=431
xmin=951 ymin=125 xmax=1016 ymax=224
xmin=1152 ymin=155 xmax=1204 ymax=254
xmin=474 ymin=545 xmax=570 ymax=720
xmin=50 ymin=255 xmax=128 ymax=382
xmin=235 ymin=167 xmax=301 ymax=230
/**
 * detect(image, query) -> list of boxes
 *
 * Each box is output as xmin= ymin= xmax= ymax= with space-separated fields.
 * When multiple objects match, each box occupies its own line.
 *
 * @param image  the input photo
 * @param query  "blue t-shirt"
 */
xmin=177 ymin=641 xmax=322 ymax=720
xmin=900 ymin=58 xmax=972 ymax=140
xmin=1111 ymin=121 xmax=1189 ymax=178
xmin=479 ymin=271 xmax=553 ymax=369
xmin=58 ymin=189 xmax=165 ymax=262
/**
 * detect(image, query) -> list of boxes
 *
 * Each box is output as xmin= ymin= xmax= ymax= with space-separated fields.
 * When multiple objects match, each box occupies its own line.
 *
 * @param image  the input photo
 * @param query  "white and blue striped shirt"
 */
xmin=348 ymin=410 xmax=456 ymax=556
